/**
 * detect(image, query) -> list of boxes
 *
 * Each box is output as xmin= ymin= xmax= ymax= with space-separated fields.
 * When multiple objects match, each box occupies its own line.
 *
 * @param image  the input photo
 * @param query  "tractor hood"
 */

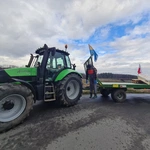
xmin=5 ymin=67 xmax=37 ymax=77
xmin=0 ymin=67 xmax=37 ymax=83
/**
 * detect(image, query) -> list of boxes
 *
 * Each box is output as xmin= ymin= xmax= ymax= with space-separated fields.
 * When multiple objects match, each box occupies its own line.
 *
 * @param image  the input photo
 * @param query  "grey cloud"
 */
xmin=0 ymin=0 xmax=150 ymax=75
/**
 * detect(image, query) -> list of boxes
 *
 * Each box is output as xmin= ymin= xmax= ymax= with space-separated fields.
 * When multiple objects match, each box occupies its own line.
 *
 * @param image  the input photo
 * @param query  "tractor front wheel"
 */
xmin=0 ymin=83 xmax=34 ymax=132
xmin=55 ymin=74 xmax=82 ymax=106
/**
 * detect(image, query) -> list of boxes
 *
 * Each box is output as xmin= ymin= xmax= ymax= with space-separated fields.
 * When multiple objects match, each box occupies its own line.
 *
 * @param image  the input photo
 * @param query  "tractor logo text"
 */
xmin=17 ymin=70 xmax=31 ymax=75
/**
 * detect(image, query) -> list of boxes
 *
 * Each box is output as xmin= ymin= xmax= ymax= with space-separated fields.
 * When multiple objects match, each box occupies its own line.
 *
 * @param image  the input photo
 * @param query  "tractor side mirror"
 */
xmin=72 ymin=64 xmax=76 ymax=70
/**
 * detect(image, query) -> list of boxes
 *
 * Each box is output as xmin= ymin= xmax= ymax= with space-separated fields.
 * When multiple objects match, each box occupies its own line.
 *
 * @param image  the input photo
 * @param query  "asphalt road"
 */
xmin=0 ymin=94 xmax=150 ymax=150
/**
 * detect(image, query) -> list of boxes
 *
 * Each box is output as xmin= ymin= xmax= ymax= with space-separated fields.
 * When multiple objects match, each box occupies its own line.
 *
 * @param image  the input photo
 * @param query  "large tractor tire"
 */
xmin=55 ymin=74 xmax=82 ymax=106
xmin=0 ymin=83 xmax=34 ymax=133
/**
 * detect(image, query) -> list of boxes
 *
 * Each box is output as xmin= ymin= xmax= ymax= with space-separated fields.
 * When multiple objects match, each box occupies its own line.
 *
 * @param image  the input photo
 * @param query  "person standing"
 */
xmin=86 ymin=64 xmax=97 ymax=98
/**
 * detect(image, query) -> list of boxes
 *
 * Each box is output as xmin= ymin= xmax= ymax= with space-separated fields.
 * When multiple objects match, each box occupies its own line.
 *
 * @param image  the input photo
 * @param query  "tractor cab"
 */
xmin=43 ymin=49 xmax=72 ymax=81
xmin=26 ymin=44 xmax=73 ymax=82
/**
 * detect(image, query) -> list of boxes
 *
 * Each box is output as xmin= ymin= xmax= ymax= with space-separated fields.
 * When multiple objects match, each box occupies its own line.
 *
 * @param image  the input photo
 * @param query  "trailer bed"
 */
xmin=97 ymin=80 xmax=150 ymax=103
xmin=100 ymin=82 xmax=150 ymax=89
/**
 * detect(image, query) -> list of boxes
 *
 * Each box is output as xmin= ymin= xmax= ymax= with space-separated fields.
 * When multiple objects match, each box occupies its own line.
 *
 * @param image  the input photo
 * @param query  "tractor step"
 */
xmin=44 ymin=85 xmax=56 ymax=101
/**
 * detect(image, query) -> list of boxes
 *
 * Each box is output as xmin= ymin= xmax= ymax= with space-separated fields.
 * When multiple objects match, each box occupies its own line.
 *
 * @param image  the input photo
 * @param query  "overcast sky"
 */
xmin=0 ymin=0 xmax=150 ymax=75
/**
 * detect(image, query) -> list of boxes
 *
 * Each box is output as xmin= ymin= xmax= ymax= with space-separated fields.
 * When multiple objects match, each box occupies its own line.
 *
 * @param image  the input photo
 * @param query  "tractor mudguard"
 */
xmin=55 ymin=69 xmax=82 ymax=82
xmin=11 ymin=78 xmax=36 ymax=101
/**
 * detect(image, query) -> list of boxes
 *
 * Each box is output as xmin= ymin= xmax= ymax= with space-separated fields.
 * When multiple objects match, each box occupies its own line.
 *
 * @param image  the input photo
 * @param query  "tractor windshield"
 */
xmin=45 ymin=51 xmax=71 ymax=79
xmin=46 ymin=51 xmax=71 ymax=70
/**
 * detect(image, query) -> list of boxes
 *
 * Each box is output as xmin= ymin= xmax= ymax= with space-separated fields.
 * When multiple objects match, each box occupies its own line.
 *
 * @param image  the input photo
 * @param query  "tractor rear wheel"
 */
xmin=55 ymin=74 xmax=82 ymax=106
xmin=0 ymin=83 xmax=34 ymax=132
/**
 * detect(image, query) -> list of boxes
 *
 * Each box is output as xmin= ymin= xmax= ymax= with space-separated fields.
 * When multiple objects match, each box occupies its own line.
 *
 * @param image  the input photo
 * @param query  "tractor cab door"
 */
xmin=44 ymin=50 xmax=73 ymax=101
xmin=45 ymin=52 xmax=65 ymax=81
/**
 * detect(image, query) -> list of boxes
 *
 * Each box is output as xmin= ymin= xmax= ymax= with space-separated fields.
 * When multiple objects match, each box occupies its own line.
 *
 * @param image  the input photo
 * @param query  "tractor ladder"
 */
xmin=44 ymin=83 xmax=56 ymax=101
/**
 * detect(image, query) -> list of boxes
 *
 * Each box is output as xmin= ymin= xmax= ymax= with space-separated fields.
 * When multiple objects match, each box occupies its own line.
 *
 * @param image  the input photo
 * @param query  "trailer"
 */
xmin=84 ymin=56 xmax=150 ymax=102
xmin=97 ymin=79 xmax=150 ymax=102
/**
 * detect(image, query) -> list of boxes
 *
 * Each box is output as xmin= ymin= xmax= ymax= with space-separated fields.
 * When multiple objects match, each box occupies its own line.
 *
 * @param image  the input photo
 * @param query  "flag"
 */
xmin=88 ymin=44 xmax=98 ymax=62
xmin=137 ymin=64 xmax=141 ymax=74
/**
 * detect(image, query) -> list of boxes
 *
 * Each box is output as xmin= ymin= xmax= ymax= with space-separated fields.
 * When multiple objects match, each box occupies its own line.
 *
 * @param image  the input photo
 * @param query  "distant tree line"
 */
xmin=0 ymin=65 xmax=137 ymax=80
xmin=0 ymin=65 xmax=18 ymax=70
xmin=81 ymin=72 xmax=137 ymax=80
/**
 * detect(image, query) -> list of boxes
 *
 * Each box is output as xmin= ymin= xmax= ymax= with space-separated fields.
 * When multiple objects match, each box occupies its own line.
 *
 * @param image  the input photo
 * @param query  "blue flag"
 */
xmin=88 ymin=44 xmax=98 ymax=62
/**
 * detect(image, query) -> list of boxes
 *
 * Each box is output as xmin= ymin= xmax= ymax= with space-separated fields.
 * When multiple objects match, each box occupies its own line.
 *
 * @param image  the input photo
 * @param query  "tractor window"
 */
xmin=37 ymin=55 xmax=43 ymax=64
xmin=49 ymin=57 xmax=64 ymax=69
xmin=45 ymin=52 xmax=67 ymax=80
xmin=47 ymin=52 xmax=65 ymax=70
xmin=56 ymin=58 xmax=64 ymax=69
xmin=33 ymin=55 xmax=43 ymax=67
xmin=65 ymin=56 xmax=71 ymax=68
xmin=52 ymin=59 xmax=56 ymax=69
xmin=46 ymin=58 xmax=51 ymax=69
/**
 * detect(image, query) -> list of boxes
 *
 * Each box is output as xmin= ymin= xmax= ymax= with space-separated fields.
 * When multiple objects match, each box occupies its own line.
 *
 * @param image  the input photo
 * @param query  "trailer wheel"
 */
xmin=100 ymin=89 xmax=110 ymax=97
xmin=0 ymin=83 xmax=34 ymax=133
xmin=55 ymin=74 xmax=82 ymax=106
xmin=111 ymin=89 xmax=126 ymax=103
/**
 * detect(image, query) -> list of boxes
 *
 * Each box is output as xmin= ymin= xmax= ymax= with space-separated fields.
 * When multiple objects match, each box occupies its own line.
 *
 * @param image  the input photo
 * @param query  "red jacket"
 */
xmin=86 ymin=67 xmax=97 ymax=80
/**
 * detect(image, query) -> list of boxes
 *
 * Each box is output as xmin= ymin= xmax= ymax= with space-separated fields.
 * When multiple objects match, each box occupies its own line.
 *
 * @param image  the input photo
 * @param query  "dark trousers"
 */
xmin=89 ymin=77 xmax=97 ymax=94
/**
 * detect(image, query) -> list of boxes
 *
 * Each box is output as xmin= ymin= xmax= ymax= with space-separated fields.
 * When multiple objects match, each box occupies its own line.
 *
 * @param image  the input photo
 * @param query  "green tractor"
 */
xmin=0 ymin=44 xmax=82 ymax=132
